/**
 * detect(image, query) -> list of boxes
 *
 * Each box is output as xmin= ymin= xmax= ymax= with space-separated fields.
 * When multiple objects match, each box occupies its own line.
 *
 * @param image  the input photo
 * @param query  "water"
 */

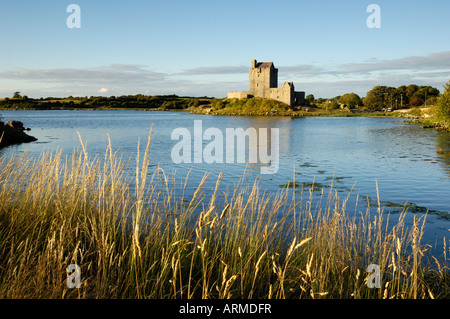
xmin=2 ymin=110 xmax=450 ymax=252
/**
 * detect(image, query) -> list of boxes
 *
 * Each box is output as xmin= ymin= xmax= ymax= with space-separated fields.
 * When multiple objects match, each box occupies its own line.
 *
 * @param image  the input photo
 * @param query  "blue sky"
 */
xmin=1 ymin=0 xmax=450 ymax=98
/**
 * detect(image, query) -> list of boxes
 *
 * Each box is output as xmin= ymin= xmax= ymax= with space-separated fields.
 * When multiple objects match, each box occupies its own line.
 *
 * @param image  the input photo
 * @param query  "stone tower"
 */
xmin=248 ymin=59 xmax=278 ymax=98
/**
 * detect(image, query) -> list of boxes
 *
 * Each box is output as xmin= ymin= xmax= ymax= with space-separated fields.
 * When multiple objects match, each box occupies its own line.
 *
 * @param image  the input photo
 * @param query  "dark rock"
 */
xmin=6 ymin=120 xmax=25 ymax=130
xmin=0 ymin=121 xmax=37 ymax=149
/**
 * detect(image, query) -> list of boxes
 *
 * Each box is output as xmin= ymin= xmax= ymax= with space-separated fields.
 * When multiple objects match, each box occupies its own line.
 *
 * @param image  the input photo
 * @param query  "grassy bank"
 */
xmin=191 ymin=98 xmax=298 ymax=116
xmin=0 ymin=132 xmax=449 ymax=299
xmin=398 ymin=105 xmax=450 ymax=133
xmin=190 ymin=97 xmax=410 ymax=118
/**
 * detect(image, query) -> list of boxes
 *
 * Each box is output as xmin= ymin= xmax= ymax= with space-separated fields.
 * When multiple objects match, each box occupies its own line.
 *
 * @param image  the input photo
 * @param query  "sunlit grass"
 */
xmin=0 ymin=130 xmax=449 ymax=299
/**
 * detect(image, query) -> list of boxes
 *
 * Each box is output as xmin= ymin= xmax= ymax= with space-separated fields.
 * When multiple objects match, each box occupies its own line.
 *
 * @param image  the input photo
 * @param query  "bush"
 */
xmin=319 ymin=100 xmax=339 ymax=110
xmin=425 ymin=96 xmax=438 ymax=106
xmin=437 ymin=81 xmax=450 ymax=120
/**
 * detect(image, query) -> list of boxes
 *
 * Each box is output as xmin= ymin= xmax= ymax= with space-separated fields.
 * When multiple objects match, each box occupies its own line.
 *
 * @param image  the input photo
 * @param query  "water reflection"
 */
xmin=436 ymin=131 xmax=450 ymax=177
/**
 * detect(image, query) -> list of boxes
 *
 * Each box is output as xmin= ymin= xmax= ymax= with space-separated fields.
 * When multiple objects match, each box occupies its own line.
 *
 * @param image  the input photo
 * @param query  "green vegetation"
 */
xmin=0 ymin=94 xmax=212 ymax=110
xmin=339 ymin=93 xmax=362 ymax=109
xmin=0 ymin=134 xmax=449 ymax=299
xmin=318 ymin=98 xmax=340 ymax=110
xmin=405 ymin=82 xmax=450 ymax=132
xmin=362 ymin=85 xmax=440 ymax=111
xmin=200 ymin=97 xmax=297 ymax=116
xmin=437 ymin=81 xmax=450 ymax=120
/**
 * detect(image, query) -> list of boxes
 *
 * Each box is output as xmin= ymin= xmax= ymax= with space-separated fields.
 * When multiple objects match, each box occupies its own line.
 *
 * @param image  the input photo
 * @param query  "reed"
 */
xmin=0 ymin=131 xmax=449 ymax=299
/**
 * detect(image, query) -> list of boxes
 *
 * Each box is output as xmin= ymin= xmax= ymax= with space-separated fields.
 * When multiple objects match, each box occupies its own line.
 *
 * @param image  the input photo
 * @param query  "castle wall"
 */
xmin=295 ymin=92 xmax=305 ymax=105
xmin=267 ymin=83 xmax=294 ymax=106
xmin=227 ymin=91 xmax=249 ymax=99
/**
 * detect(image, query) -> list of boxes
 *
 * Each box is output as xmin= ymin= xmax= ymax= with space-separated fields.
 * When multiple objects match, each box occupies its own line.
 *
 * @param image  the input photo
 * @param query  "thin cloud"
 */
xmin=0 ymin=64 xmax=166 ymax=84
xmin=335 ymin=51 xmax=450 ymax=75
xmin=278 ymin=65 xmax=325 ymax=76
xmin=181 ymin=64 xmax=325 ymax=76
xmin=180 ymin=65 xmax=248 ymax=75
xmin=179 ymin=52 xmax=450 ymax=79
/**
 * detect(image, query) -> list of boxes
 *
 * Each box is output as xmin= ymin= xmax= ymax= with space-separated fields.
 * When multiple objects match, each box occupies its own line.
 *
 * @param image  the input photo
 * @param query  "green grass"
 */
xmin=413 ymin=106 xmax=450 ymax=132
xmin=191 ymin=98 xmax=409 ymax=119
xmin=197 ymin=98 xmax=297 ymax=116
xmin=0 ymin=131 xmax=449 ymax=299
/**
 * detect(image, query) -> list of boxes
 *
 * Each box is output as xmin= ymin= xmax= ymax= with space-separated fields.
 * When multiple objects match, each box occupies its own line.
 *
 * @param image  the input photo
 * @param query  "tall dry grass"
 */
xmin=0 ymin=130 xmax=449 ymax=299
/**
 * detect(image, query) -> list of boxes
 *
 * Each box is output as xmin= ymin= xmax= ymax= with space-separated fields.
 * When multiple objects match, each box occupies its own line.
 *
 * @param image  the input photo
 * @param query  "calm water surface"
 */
xmin=2 ymin=110 xmax=450 ymax=252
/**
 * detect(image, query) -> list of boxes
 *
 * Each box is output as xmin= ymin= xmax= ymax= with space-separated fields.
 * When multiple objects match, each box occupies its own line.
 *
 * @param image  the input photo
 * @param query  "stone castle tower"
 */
xmin=227 ymin=59 xmax=305 ymax=106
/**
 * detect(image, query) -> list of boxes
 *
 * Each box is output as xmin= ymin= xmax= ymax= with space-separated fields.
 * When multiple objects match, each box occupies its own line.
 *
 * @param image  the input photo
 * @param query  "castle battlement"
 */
xmin=227 ymin=59 xmax=305 ymax=106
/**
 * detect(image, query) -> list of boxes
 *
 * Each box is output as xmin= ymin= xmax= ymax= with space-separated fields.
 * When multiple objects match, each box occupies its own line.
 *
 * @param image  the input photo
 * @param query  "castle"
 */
xmin=227 ymin=59 xmax=305 ymax=106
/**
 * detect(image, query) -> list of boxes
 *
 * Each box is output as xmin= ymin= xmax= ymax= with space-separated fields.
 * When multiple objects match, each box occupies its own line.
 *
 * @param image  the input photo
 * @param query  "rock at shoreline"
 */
xmin=6 ymin=120 xmax=31 ymax=131
xmin=0 ymin=121 xmax=37 ymax=149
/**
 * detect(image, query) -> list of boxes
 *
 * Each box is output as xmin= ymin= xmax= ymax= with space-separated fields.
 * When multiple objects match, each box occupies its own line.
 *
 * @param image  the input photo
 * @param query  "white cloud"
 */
xmin=98 ymin=88 xmax=108 ymax=93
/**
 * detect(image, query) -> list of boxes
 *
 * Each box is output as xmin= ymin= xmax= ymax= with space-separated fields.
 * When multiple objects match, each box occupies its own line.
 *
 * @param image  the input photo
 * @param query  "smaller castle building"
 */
xmin=227 ymin=59 xmax=305 ymax=106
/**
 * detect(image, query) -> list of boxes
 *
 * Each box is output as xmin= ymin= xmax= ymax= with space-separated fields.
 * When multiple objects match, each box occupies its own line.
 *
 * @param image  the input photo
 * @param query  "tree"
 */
xmin=405 ymin=84 xmax=419 ymax=102
xmin=13 ymin=91 xmax=22 ymax=99
xmin=363 ymin=86 xmax=393 ymax=111
xmin=328 ymin=100 xmax=339 ymax=109
xmin=437 ymin=81 xmax=450 ymax=120
xmin=305 ymin=94 xmax=315 ymax=105
xmin=313 ymin=98 xmax=323 ymax=106
xmin=422 ymin=86 xmax=440 ymax=97
xmin=393 ymin=86 xmax=407 ymax=108
xmin=339 ymin=93 xmax=361 ymax=109
xmin=409 ymin=95 xmax=423 ymax=107
xmin=319 ymin=99 xmax=338 ymax=110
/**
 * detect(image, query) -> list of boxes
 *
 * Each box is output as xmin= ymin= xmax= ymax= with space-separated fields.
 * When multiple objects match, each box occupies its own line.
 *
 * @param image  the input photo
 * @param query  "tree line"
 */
xmin=363 ymin=85 xmax=440 ymax=110
xmin=305 ymin=84 xmax=441 ymax=111
xmin=0 ymin=93 xmax=212 ymax=110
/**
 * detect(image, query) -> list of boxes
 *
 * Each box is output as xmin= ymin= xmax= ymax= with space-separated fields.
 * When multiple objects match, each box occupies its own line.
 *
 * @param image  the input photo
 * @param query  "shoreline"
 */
xmin=2 ymin=104 xmax=449 ymax=133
